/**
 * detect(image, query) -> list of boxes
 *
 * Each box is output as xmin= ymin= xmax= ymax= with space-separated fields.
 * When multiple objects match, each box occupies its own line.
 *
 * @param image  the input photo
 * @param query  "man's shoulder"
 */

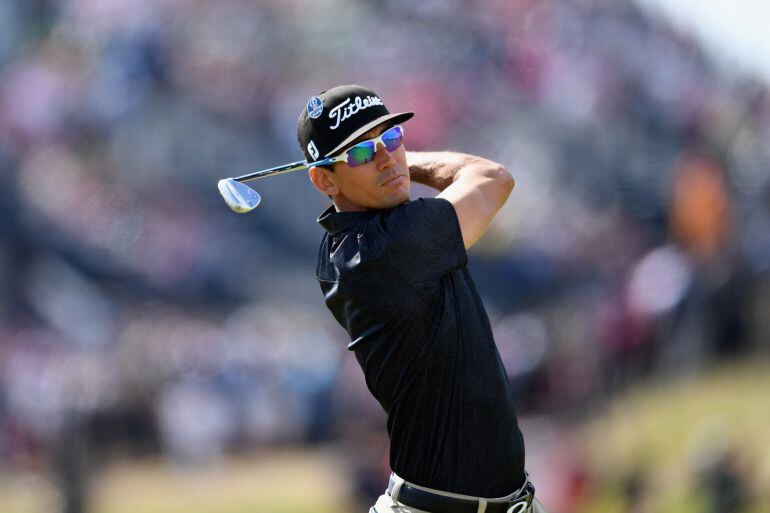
xmin=366 ymin=197 xmax=457 ymax=242
xmin=389 ymin=197 xmax=453 ymax=217
xmin=315 ymin=197 xmax=463 ymax=282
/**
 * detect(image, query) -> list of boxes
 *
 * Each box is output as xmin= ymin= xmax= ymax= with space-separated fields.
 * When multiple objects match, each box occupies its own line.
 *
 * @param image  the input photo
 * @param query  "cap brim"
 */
xmin=325 ymin=112 xmax=414 ymax=157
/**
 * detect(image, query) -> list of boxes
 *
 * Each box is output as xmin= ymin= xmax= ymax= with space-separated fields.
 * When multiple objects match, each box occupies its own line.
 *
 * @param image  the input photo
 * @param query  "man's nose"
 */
xmin=374 ymin=142 xmax=396 ymax=170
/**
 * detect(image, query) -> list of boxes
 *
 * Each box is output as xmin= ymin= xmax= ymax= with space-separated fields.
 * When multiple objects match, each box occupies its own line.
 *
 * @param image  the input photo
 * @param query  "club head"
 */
xmin=217 ymin=178 xmax=261 ymax=213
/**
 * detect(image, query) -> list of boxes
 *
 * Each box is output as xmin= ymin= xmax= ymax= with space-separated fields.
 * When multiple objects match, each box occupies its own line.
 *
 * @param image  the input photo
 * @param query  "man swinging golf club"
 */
xmin=299 ymin=84 xmax=547 ymax=513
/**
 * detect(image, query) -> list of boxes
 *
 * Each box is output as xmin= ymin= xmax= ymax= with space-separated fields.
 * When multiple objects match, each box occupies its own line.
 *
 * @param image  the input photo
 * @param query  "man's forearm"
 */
xmin=406 ymin=151 xmax=476 ymax=192
xmin=407 ymin=151 xmax=512 ymax=193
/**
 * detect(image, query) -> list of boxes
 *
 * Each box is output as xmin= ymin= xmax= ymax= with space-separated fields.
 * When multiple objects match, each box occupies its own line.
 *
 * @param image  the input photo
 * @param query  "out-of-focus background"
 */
xmin=1 ymin=0 xmax=769 ymax=512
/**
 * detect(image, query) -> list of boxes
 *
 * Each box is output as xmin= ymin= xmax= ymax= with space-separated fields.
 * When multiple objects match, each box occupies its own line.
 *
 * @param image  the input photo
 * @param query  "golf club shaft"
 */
xmin=233 ymin=157 xmax=334 ymax=183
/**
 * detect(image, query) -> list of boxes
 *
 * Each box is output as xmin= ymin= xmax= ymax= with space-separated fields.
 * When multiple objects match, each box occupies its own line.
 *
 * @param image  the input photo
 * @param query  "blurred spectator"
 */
xmin=669 ymin=152 xmax=732 ymax=263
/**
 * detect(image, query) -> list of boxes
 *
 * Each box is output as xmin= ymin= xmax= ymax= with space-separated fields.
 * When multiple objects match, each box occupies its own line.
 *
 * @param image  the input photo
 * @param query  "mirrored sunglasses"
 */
xmin=328 ymin=125 xmax=404 ymax=168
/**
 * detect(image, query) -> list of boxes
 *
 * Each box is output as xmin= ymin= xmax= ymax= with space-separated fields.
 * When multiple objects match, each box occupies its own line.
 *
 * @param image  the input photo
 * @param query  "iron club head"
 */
xmin=217 ymin=178 xmax=261 ymax=213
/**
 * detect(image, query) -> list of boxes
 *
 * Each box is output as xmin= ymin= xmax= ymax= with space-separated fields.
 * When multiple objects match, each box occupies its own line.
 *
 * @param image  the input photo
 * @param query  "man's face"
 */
xmin=319 ymin=123 xmax=410 ymax=212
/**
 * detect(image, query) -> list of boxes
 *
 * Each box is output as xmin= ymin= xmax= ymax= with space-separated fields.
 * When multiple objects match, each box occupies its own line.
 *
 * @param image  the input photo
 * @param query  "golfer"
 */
xmin=298 ymin=84 xmax=546 ymax=513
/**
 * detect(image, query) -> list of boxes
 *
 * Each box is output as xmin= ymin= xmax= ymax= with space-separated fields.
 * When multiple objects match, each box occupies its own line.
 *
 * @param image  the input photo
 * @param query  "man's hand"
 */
xmin=407 ymin=151 xmax=514 ymax=249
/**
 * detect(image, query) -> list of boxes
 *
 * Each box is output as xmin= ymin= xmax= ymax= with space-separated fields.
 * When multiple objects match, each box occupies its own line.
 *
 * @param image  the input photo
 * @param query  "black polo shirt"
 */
xmin=316 ymin=197 xmax=525 ymax=497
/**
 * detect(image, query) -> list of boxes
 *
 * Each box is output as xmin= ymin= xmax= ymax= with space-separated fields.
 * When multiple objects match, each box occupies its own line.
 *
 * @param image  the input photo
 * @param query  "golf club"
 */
xmin=217 ymin=157 xmax=336 ymax=213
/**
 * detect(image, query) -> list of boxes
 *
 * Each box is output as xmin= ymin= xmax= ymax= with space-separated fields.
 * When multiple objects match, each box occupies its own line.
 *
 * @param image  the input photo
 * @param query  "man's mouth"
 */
xmin=382 ymin=175 xmax=405 ymax=187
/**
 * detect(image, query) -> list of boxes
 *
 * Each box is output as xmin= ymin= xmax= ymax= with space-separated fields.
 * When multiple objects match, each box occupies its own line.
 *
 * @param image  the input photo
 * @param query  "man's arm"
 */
xmin=407 ymin=151 xmax=514 ymax=249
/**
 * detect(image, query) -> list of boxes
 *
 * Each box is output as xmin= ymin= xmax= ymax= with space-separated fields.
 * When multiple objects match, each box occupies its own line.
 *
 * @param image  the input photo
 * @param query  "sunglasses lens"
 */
xmin=382 ymin=126 xmax=404 ymax=152
xmin=342 ymin=126 xmax=404 ymax=167
xmin=346 ymin=141 xmax=375 ymax=167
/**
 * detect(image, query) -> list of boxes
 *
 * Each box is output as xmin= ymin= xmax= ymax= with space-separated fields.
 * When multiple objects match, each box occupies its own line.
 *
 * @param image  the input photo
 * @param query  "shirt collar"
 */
xmin=317 ymin=205 xmax=379 ymax=235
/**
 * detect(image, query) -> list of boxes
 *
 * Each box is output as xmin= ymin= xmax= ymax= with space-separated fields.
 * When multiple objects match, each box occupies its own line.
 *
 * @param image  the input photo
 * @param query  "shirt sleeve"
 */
xmin=366 ymin=197 xmax=468 ymax=293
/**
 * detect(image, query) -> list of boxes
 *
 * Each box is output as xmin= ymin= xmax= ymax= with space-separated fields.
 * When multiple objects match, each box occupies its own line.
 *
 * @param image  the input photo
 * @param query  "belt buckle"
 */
xmin=504 ymin=481 xmax=535 ymax=513
xmin=503 ymin=499 xmax=529 ymax=513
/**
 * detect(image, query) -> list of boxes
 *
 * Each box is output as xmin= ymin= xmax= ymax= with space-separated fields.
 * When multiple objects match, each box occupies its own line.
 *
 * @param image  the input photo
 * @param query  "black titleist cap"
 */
xmin=297 ymin=84 xmax=413 ymax=163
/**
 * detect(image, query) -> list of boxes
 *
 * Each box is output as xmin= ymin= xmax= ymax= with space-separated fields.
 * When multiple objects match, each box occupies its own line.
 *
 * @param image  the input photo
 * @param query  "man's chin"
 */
xmin=382 ymin=188 xmax=410 ymax=208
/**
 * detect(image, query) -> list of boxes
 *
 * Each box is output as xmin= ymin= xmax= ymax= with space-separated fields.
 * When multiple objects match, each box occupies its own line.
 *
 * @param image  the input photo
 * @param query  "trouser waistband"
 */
xmin=387 ymin=473 xmax=535 ymax=513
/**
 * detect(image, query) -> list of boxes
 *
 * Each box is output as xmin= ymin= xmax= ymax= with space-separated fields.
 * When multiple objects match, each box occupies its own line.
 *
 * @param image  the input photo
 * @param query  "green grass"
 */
xmin=3 ymin=360 xmax=770 ymax=513
xmin=580 ymin=359 xmax=770 ymax=513
xmin=1 ymin=448 xmax=353 ymax=513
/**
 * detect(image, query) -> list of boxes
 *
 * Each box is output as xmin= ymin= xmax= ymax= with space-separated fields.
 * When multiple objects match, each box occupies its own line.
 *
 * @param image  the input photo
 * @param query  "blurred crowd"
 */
xmin=1 ymin=0 xmax=769 ymax=512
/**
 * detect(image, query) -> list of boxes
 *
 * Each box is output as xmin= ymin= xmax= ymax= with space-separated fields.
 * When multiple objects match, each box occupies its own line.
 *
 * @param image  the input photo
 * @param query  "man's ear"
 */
xmin=308 ymin=166 xmax=339 ymax=197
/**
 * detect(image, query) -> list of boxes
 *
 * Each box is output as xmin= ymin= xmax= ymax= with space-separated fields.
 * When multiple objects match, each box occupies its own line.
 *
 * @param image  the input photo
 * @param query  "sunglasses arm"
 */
xmin=311 ymin=156 xmax=346 ymax=167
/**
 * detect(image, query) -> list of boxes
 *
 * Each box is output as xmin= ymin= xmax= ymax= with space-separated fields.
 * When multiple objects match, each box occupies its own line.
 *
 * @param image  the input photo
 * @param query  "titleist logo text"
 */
xmin=329 ymin=96 xmax=384 ymax=130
